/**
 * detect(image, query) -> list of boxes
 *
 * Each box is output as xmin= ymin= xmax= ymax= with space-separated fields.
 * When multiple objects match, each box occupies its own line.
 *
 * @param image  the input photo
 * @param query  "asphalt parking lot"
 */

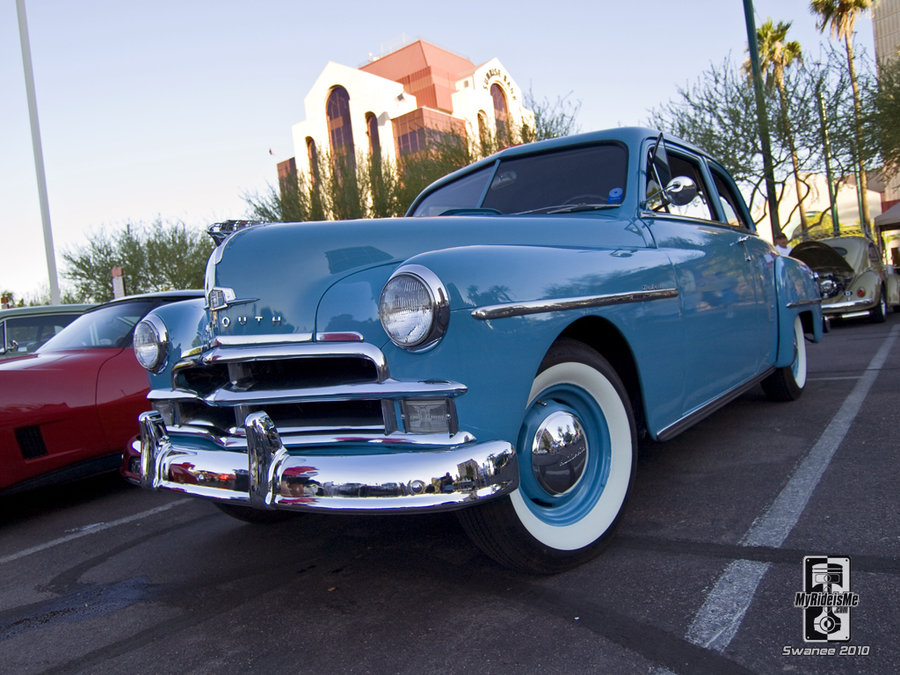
xmin=1 ymin=314 xmax=898 ymax=674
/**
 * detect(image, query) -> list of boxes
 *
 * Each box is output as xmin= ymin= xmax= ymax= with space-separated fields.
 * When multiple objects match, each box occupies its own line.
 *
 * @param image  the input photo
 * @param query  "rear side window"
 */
xmin=711 ymin=170 xmax=752 ymax=230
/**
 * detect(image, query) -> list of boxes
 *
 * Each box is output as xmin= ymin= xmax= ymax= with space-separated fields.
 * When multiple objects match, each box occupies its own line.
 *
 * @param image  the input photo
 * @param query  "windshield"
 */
xmin=411 ymin=143 xmax=628 ymax=216
xmin=38 ymin=300 xmax=157 ymax=352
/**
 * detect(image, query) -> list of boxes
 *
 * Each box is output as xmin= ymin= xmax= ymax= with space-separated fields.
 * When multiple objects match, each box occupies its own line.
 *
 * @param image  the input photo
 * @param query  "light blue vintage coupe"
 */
xmin=130 ymin=128 xmax=823 ymax=573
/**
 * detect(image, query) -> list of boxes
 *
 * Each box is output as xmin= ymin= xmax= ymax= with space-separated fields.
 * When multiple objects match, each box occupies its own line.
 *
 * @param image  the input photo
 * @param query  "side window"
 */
xmin=664 ymin=154 xmax=713 ymax=220
xmin=646 ymin=150 xmax=713 ymax=220
xmin=711 ymin=170 xmax=751 ymax=230
xmin=868 ymin=244 xmax=882 ymax=266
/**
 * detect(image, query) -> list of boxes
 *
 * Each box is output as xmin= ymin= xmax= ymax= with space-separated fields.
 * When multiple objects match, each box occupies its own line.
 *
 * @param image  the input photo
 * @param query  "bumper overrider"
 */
xmin=139 ymin=411 xmax=517 ymax=511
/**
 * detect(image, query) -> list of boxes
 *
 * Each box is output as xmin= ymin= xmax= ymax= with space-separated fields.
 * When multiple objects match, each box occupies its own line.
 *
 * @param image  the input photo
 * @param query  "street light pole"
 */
xmin=16 ymin=0 xmax=60 ymax=304
xmin=743 ymin=0 xmax=781 ymax=241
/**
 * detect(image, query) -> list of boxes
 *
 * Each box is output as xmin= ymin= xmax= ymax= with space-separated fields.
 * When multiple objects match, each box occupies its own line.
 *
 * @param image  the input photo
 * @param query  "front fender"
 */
xmin=341 ymin=243 xmax=685 ymax=442
xmin=143 ymin=298 xmax=210 ymax=390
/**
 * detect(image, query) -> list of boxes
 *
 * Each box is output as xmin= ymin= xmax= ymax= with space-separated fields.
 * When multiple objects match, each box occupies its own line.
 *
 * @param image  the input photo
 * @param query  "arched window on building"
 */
xmin=365 ymin=112 xmax=381 ymax=159
xmin=326 ymin=86 xmax=355 ymax=174
xmin=306 ymin=137 xmax=320 ymax=183
xmin=491 ymin=84 xmax=509 ymax=146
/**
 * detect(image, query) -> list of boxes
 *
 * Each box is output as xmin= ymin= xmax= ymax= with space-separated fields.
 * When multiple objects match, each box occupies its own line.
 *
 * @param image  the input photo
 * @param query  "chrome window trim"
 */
xmin=472 ymin=288 xmax=679 ymax=320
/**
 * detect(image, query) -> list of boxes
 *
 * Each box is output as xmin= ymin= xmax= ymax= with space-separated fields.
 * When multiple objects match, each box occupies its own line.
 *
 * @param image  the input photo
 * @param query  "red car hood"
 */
xmin=0 ymin=348 xmax=121 ymax=410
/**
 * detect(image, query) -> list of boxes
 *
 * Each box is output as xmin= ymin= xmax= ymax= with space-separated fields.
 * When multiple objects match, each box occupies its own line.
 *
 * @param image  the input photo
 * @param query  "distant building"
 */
xmin=277 ymin=40 xmax=534 ymax=184
xmin=874 ymin=0 xmax=900 ymax=212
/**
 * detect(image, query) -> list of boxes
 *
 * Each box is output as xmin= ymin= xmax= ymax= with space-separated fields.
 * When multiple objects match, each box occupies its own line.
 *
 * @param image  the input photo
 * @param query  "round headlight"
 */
xmin=133 ymin=315 xmax=168 ymax=372
xmin=379 ymin=265 xmax=449 ymax=349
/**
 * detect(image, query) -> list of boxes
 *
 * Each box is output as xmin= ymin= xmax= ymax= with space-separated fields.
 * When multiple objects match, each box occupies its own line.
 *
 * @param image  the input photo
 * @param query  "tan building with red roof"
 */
xmin=280 ymin=40 xmax=534 ymax=181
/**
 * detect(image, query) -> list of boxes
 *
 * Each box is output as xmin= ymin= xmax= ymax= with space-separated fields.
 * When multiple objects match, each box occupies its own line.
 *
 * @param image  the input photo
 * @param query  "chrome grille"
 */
xmin=150 ymin=339 xmax=468 ymax=448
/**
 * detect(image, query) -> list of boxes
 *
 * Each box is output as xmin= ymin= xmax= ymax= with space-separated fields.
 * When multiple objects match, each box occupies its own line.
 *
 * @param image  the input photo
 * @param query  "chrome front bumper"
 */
xmin=821 ymin=298 xmax=873 ymax=316
xmin=138 ymin=411 xmax=518 ymax=512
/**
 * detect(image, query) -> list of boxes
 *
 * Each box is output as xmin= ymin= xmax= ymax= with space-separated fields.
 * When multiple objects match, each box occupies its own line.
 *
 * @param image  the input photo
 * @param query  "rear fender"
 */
xmin=774 ymin=255 xmax=824 ymax=367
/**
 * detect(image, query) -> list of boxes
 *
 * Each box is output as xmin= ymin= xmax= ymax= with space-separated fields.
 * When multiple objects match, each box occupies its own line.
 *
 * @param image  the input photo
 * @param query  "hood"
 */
xmin=206 ymin=213 xmax=643 ymax=338
xmin=790 ymin=241 xmax=854 ymax=276
xmin=0 ymin=348 xmax=120 ymax=410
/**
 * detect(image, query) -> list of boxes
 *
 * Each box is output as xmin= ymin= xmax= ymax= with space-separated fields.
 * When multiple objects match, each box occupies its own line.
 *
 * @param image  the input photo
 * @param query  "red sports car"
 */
xmin=0 ymin=290 xmax=202 ymax=494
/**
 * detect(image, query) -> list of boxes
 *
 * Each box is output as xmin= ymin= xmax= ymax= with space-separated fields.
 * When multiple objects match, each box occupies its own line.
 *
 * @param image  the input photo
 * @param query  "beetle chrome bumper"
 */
xmin=138 ymin=411 xmax=518 ymax=512
xmin=821 ymin=298 xmax=874 ymax=315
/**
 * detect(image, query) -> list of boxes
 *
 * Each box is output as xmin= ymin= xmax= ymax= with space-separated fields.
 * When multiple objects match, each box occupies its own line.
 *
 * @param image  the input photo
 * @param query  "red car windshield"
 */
xmin=38 ymin=300 xmax=156 ymax=352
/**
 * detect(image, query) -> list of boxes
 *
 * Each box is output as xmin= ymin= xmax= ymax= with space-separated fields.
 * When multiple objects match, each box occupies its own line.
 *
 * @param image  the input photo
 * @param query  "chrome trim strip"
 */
xmin=211 ymin=333 xmax=314 ymax=347
xmin=153 ymin=424 xmax=478 ymax=449
xmin=472 ymin=288 xmax=679 ymax=320
xmin=139 ymin=412 xmax=518 ymax=513
xmin=786 ymin=298 xmax=823 ymax=309
xmin=150 ymin=379 xmax=467 ymax=407
xmin=315 ymin=332 xmax=364 ymax=342
xmin=198 ymin=342 xmax=388 ymax=380
xmin=204 ymin=380 xmax=467 ymax=406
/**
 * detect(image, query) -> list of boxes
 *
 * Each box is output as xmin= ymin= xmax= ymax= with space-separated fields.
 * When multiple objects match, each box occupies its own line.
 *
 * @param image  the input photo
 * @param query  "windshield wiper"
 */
xmin=514 ymin=203 xmax=619 ymax=215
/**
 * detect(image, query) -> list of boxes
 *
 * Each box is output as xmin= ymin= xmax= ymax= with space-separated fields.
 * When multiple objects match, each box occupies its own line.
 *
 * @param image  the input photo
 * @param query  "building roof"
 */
xmin=360 ymin=40 xmax=476 ymax=112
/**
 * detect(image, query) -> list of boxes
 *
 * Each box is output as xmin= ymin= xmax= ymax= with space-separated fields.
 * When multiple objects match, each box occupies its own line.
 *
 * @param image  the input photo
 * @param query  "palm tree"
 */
xmin=746 ymin=19 xmax=808 ymax=238
xmin=810 ymin=0 xmax=873 ymax=235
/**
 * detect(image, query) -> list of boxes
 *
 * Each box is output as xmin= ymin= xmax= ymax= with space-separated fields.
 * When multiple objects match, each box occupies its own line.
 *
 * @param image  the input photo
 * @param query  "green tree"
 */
xmin=651 ymin=47 xmax=871 ymax=234
xmin=62 ymin=220 xmax=213 ymax=302
xmin=245 ymin=90 xmax=582 ymax=223
xmin=811 ymin=0 xmax=874 ymax=234
xmin=747 ymin=19 xmax=809 ymax=237
xmin=521 ymin=88 xmax=581 ymax=143
xmin=871 ymin=54 xmax=900 ymax=173
xmin=649 ymin=56 xmax=787 ymax=220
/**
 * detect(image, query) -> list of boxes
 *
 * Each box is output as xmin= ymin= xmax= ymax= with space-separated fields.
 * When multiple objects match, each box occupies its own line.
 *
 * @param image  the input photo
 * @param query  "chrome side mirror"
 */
xmin=665 ymin=176 xmax=699 ymax=206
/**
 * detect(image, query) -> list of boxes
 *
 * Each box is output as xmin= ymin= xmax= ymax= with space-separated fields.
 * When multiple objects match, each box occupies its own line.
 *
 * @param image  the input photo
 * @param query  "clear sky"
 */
xmin=1 ymin=0 xmax=875 ymax=301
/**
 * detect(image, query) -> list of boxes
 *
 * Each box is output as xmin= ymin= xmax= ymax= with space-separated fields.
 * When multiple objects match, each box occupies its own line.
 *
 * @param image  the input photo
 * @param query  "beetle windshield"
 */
xmin=38 ymin=300 xmax=157 ymax=351
xmin=411 ymin=143 xmax=627 ymax=216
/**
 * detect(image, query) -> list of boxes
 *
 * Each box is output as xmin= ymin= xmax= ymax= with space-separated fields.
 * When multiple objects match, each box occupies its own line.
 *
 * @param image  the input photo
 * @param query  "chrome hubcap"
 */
xmin=530 ymin=408 xmax=589 ymax=495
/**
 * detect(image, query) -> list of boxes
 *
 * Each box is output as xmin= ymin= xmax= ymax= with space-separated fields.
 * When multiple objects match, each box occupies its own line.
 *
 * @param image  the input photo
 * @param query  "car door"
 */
xmin=642 ymin=144 xmax=773 ymax=417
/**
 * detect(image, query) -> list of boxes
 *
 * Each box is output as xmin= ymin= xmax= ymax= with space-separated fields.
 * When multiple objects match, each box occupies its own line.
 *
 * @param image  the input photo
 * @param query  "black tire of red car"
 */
xmin=214 ymin=502 xmax=296 ymax=523
xmin=869 ymin=287 xmax=887 ymax=323
xmin=762 ymin=316 xmax=807 ymax=402
xmin=457 ymin=339 xmax=636 ymax=574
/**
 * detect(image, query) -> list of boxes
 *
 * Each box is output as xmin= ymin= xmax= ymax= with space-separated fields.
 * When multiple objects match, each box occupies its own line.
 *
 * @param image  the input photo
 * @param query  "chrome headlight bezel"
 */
xmin=379 ymin=265 xmax=449 ymax=350
xmin=133 ymin=314 xmax=169 ymax=373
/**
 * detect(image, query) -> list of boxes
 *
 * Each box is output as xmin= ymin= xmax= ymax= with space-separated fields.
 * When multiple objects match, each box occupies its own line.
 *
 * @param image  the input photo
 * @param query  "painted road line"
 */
xmin=0 ymin=498 xmax=192 ymax=565
xmin=685 ymin=324 xmax=899 ymax=652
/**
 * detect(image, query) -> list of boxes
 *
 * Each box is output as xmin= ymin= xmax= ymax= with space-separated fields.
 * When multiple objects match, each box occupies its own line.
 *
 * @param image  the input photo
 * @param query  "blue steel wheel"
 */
xmin=761 ymin=316 xmax=806 ymax=402
xmin=458 ymin=339 xmax=636 ymax=574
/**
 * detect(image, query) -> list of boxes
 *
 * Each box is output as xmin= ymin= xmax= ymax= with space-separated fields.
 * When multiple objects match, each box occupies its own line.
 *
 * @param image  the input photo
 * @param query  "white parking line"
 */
xmin=685 ymin=325 xmax=899 ymax=652
xmin=0 ymin=498 xmax=191 ymax=565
